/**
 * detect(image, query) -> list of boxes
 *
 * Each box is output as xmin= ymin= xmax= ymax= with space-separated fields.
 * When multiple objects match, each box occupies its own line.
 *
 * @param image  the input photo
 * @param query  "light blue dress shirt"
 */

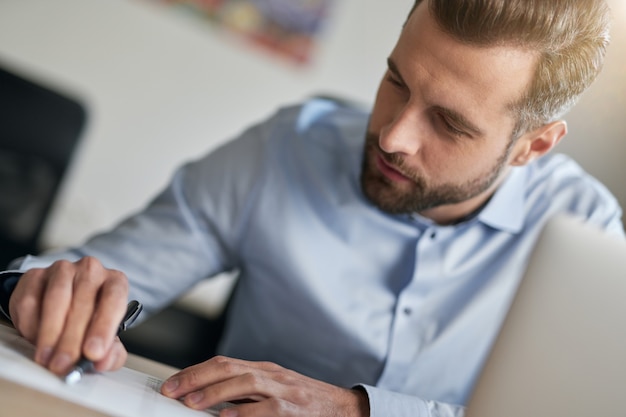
xmin=5 ymin=98 xmax=624 ymax=416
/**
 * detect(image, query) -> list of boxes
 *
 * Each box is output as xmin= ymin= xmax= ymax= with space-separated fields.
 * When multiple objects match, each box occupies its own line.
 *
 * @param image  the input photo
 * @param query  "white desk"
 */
xmin=0 ymin=322 xmax=184 ymax=417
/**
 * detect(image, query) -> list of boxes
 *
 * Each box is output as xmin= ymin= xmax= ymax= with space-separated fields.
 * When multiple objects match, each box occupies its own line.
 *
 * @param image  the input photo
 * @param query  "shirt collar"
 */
xmin=337 ymin=108 xmax=528 ymax=233
xmin=477 ymin=166 xmax=527 ymax=233
xmin=344 ymin=161 xmax=528 ymax=233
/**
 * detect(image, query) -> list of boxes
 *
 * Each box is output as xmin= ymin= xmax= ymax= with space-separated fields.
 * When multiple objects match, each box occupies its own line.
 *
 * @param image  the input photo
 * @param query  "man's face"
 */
xmin=361 ymin=2 xmax=538 ymax=222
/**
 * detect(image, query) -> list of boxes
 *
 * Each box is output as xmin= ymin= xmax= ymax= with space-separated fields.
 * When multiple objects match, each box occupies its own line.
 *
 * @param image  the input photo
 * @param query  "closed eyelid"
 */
xmin=386 ymin=57 xmax=484 ymax=138
xmin=386 ymin=58 xmax=406 ymax=85
xmin=432 ymin=105 xmax=484 ymax=138
xmin=436 ymin=113 xmax=468 ymax=137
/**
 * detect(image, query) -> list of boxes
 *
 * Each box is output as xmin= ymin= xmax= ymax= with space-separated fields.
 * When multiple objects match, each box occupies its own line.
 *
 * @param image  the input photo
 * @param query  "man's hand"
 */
xmin=8 ymin=257 xmax=129 ymax=375
xmin=161 ymin=356 xmax=370 ymax=417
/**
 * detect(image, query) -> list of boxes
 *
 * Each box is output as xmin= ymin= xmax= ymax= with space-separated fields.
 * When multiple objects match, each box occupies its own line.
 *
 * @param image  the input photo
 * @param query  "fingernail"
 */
xmin=37 ymin=347 xmax=53 ymax=365
xmin=85 ymin=337 xmax=104 ymax=357
xmin=187 ymin=391 xmax=204 ymax=405
xmin=222 ymin=408 xmax=239 ymax=417
xmin=50 ymin=353 xmax=72 ymax=373
xmin=162 ymin=378 xmax=179 ymax=394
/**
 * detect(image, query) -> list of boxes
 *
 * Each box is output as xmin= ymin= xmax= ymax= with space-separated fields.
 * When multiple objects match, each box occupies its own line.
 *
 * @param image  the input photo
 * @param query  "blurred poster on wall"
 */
xmin=146 ymin=0 xmax=336 ymax=65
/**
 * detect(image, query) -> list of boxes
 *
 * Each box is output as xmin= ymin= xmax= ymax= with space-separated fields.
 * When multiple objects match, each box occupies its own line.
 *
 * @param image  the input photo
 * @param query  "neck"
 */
xmin=418 ymin=169 xmax=511 ymax=225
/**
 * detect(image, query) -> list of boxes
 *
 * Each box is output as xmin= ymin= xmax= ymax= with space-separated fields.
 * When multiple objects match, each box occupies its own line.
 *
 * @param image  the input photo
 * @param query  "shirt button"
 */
xmin=403 ymin=307 xmax=412 ymax=315
xmin=430 ymin=231 xmax=437 ymax=239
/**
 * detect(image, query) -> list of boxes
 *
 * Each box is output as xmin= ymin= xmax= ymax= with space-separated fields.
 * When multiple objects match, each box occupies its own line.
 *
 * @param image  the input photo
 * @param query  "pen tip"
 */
xmin=64 ymin=369 xmax=82 ymax=385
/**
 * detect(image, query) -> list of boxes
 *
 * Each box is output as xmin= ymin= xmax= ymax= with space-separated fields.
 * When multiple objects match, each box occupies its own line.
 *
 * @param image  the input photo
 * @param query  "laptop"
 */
xmin=465 ymin=213 xmax=626 ymax=417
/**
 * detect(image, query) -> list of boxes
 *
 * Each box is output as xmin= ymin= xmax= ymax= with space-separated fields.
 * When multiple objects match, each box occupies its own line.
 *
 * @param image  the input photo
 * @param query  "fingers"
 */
xmin=221 ymin=388 xmax=369 ymax=417
xmin=220 ymin=398 xmax=296 ymax=417
xmin=83 ymin=269 xmax=128 ymax=360
xmin=167 ymin=373 xmax=272 ymax=411
xmin=93 ymin=337 xmax=128 ymax=372
xmin=162 ymin=356 xmax=370 ymax=417
xmin=8 ymin=257 xmax=129 ymax=375
xmin=9 ymin=268 xmax=48 ymax=343
xmin=162 ymin=357 xmax=293 ymax=411
xmin=38 ymin=261 xmax=85 ymax=371
xmin=162 ymin=356 xmax=280 ymax=399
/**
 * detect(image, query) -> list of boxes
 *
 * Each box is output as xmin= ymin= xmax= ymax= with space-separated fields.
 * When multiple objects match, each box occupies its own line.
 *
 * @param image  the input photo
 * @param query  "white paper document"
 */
xmin=0 ymin=324 xmax=227 ymax=417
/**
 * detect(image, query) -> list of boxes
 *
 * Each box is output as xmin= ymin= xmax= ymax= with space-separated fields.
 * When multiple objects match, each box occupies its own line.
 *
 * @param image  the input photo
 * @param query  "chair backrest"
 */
xmin=0 ymin=64 xmax=87 ymax=268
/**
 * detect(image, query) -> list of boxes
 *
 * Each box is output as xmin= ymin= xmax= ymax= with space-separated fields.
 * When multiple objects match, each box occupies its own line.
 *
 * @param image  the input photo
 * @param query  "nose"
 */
xmin=378 ymin=106 xmax=422 ymax=155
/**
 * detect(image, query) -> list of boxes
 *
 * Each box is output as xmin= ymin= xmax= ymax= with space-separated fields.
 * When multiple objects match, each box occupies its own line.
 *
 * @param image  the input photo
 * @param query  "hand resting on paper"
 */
xmin=161 ymin=355 xmax=370 ymax=417
xmin=8 ymin=257 xmax=130 ymax=375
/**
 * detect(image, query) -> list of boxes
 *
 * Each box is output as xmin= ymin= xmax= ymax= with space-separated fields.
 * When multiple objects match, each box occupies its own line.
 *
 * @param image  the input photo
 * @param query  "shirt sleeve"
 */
xmin=357 ymin=384 xmax=465 ymax=417
xmin=11 ymin=106 xmax=290 ymax=317
xmin=0 ymin=270 xmax=22 ymax=322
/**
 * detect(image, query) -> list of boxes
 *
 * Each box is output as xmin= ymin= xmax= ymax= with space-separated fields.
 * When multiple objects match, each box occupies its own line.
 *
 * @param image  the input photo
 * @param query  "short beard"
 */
xmin=359 ymin=131 xmax=512 ymax=215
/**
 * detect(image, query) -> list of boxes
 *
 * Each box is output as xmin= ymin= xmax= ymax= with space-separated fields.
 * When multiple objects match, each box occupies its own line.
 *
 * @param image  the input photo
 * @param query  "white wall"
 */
xmin=0 ymin=0 xmax=413 ymax=248
xmin=556 ymin=0 xmax=626 ymax=213
xmin=0 ymin=0 xmax=624 ymax=252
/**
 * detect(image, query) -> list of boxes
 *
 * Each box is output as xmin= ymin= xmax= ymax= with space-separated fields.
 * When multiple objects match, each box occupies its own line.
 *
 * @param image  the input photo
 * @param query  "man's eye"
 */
xmin=438 ymin=114 xmax=466 ymax=137
xmin=386 ymin=73 xmax=404 ymax=88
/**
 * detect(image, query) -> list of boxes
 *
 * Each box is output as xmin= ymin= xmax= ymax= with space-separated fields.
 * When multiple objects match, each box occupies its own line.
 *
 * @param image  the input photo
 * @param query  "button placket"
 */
xmin=377 ymin=229 xmax=442 ymax=390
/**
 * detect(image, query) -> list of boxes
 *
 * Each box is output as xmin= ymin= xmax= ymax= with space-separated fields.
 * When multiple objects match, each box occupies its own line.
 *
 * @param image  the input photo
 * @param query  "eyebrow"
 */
xmin=386 ymin=57 xmax=486 ymax=138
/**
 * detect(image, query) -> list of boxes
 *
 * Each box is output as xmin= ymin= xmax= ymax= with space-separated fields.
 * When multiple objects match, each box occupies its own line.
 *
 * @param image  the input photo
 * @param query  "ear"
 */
xmin=510 ymin=120 xmax=568 ymax=166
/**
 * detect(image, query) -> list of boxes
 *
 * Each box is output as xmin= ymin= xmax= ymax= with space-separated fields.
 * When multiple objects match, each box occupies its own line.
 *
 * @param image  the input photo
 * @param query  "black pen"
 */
xmin=64 ymin=300 xmax=143 ymax=385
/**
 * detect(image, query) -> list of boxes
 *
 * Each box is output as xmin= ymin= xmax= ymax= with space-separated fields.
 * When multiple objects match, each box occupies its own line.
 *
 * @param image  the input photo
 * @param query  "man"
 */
xmin=0 ymin=0 xmax=623 ymax=416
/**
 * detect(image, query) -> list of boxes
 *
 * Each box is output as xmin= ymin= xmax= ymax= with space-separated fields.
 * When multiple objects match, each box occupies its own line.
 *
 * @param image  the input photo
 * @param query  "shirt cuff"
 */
xmin=355 ymin=384 xmax=465 ymax=417
xmin=0 ymin=270 xmax=23 ymax=322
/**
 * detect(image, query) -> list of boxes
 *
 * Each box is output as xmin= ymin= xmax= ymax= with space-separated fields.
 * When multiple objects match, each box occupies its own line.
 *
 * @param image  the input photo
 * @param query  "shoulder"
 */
xmin=278 ymin=96 xmax=370 ymax=150
xmin=202 ymin=96 xmax=369 ymax=161
xmin=261 ymin=96 xmax=370 ymax=181
xmin=175 ymin=96 xmax=370 ymax=195
xmin=525 ymin=153 xmax=616 ymax=203
xmin=524 ymin=153 xmax=623 ymax=234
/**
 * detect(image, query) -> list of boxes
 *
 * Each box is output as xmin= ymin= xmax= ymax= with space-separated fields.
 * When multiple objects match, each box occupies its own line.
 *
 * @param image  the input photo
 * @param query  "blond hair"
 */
xmin=409 ymin=0 xmax=611 ymax=137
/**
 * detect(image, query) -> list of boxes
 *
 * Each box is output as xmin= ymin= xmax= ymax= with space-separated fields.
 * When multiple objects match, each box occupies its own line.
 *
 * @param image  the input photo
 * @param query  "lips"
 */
xmin=375 ymin=153 xmax=412 ymax=182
